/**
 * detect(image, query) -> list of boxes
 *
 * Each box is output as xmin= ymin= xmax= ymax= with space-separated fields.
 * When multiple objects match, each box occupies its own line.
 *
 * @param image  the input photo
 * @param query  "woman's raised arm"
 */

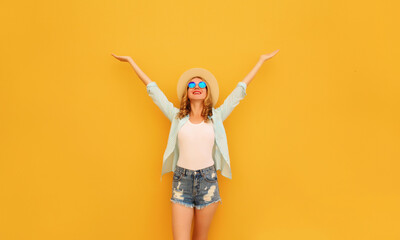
xmin=111 ymin=53 xmax=178 ymax=121
xmin=215 ymin=49 xmax=280 ymax=121
xmin=241 ymin=49 xmax=280 ymax=86
xmin=111 ymin=53 xmax=153 ymax=86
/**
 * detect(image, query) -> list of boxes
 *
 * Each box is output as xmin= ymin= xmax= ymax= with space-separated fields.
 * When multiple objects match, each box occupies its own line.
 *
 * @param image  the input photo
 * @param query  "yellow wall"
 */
xmin=1 ymin=0 xmax=399 ymax=239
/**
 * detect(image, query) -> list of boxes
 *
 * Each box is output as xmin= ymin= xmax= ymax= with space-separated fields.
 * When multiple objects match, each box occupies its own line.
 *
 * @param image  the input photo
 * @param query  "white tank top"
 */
xmin=176 ymin=119 xmax=215 ymax=170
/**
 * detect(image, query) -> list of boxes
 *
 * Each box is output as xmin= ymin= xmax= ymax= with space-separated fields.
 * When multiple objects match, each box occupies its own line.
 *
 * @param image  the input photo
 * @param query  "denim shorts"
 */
xmin=170 ymin=164 xmax=222 ymax=210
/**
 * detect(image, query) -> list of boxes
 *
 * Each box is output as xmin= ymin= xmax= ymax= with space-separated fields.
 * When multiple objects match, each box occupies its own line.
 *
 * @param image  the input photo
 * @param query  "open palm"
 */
xmin=111 ymin=53 xmax=132 ymax=62
xmin=260 ymin=49 xmax=280 ymax=62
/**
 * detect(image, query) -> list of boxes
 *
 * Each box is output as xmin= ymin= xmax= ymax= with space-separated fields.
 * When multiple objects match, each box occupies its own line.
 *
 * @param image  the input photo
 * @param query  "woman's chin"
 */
xmin=189 ymin=96 xmax=205 ymax=101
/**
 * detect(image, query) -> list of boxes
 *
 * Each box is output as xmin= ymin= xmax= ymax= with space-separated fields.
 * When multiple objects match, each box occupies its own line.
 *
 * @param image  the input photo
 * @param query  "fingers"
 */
xmin=111 ymin=53 xmax=119 ymax=59
xmin=111 ymin=53 xmax=126 ymax=62
xmin=262 ymin=49 xmax=280 ymax=59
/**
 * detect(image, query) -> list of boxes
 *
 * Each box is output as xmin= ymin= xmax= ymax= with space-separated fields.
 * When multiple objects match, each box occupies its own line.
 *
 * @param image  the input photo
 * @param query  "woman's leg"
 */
xmin=192 ymin=202 xmax=219 ymax=240
xmin=171 ymin=202 xmax=194 ymax=240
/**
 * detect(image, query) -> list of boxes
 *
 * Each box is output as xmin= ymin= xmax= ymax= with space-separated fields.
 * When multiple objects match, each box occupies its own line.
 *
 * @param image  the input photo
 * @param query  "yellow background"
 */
xmin=1 ymin=0 xmax=399 ymax=239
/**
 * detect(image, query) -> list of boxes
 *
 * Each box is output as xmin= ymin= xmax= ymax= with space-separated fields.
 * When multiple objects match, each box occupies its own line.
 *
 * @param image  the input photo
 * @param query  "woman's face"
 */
xmin=187 ymin=77 xmax=208 ymax=101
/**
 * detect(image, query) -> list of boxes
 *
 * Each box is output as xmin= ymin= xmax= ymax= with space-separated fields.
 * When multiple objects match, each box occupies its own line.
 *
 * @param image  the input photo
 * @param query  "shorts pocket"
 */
xmin=173 ymin=171 xmax=184 ymax=181
xmin=202 ymin=170 xmax=217 ymax=183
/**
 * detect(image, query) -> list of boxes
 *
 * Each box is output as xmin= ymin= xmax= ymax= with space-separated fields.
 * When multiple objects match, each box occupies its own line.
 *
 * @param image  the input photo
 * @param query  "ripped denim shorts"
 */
xmin=170 ymin=164 xmax=222 ymax=210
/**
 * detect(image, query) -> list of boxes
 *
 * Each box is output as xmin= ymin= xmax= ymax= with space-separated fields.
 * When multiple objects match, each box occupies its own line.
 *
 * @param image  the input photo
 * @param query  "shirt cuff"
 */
xmin=146 ymin=81 xmax=157 ymax=87
xmin=146 ymin=81 xmax=157 ymax=93
xmin=237 ymin=81 xmax=247 ymax=91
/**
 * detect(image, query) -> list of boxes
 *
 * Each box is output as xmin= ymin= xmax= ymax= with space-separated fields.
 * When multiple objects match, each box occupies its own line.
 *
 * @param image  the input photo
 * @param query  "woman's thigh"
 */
xmin=170 ymin=169 xmax=196 ymax=239
xmin=193 ymin=202 xmax=219 ymax=239
xmin=171 ymin=202 xmax=194 ymax=240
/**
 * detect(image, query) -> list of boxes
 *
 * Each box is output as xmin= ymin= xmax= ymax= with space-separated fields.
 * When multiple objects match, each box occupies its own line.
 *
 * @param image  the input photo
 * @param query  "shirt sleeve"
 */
xmin=146 ymin=82 xmax=179 ymax=122
xmin=214 ymin=82 xmax=247 ymax=122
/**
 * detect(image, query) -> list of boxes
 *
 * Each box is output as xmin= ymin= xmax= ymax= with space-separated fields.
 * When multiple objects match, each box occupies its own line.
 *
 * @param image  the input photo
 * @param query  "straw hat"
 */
xmin=176 ymin=68 xmax=219 ymax=107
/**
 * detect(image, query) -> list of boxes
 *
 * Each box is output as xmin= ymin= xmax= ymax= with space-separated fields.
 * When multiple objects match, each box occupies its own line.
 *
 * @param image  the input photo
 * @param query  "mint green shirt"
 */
xmin=146 ymin=81 xmax=247 ymax=181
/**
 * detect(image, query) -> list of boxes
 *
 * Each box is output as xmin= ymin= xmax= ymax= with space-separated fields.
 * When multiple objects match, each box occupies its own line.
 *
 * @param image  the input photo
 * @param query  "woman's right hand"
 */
xmin=111 ymin=53 xmax=132 ymax=62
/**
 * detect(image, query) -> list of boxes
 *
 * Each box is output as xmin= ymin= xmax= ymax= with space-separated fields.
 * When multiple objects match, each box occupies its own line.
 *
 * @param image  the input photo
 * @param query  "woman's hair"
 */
xmin=176 ymin=76 xmax=213 ymax=123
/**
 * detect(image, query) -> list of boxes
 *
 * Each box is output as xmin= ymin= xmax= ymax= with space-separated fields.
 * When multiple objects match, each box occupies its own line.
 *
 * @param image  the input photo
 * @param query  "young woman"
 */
xmin=111 ymin=50 xmax=279 ymax=240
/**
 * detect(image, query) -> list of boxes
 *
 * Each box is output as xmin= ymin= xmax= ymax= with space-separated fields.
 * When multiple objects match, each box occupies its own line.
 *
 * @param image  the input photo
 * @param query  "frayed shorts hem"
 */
xmin=195 ymin=199 xmax=222 ymax=210
xmin=170 ymin=199 xmax=195 ymax=208
xmin=170 ymin=199 xmax=222 ymax=210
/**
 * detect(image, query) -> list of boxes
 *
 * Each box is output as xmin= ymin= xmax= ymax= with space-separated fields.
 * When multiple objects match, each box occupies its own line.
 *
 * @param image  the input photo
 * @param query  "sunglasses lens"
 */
xmin=188 ymin=81 xmax=207 ymax=89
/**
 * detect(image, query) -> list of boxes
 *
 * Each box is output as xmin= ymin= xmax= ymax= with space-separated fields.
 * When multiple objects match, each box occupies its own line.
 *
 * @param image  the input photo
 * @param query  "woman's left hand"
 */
xmin=260 ymin=49 xmax=280 ymax=62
